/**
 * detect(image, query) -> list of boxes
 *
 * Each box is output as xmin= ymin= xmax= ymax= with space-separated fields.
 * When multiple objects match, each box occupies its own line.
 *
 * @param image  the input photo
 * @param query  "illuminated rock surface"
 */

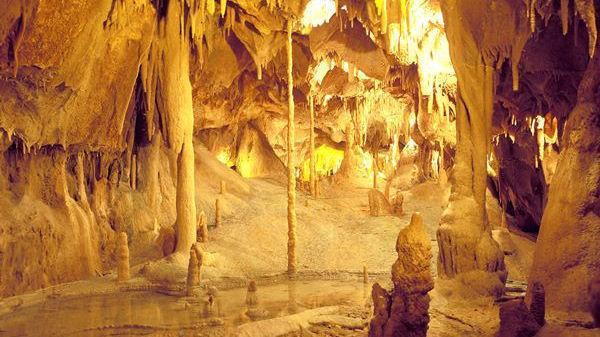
xmin=0 ymin=0 xmax=598 ymax=336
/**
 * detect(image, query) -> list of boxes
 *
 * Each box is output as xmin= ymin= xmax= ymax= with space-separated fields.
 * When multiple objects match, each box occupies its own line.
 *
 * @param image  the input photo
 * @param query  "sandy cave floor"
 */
xmin=0 ymin=170 xmax=593 ymax=336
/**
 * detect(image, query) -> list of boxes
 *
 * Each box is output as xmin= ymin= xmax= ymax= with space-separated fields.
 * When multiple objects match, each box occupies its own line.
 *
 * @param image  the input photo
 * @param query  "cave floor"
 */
xmin=197 ymin=173 xmax=449 ymax=280
xmin=2 ymin=171 xmax=590 ymax=337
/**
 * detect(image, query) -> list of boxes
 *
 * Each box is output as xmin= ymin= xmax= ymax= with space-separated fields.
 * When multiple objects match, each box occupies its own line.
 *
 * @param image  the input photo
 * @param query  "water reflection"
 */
xmin=0 ymin=280 xmax=367 ymax=336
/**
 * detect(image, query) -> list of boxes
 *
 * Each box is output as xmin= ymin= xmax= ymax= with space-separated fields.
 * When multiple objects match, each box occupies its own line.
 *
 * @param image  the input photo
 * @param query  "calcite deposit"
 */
xmin=0 ymin=0 xmax=598 ymax=336
xmin=369 ymin=213 xmax=433 ymax=337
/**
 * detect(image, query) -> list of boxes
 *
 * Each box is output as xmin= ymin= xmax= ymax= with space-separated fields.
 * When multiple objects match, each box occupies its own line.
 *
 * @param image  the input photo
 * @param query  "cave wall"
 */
xmin=527 ymin=36 xmax=600 ymax=311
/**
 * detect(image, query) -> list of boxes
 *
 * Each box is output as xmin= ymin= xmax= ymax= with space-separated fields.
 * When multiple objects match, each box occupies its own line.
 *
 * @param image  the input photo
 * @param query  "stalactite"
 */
xmin=530 ymin=0 xmax=537 ymax=32
xmin=309 ymin=94 xmax=317 ymax=197
xmin=561 ymin=0 xmax=570 ymax=35
xmin=76 ymin=152 xmax=89 ymax=209
xmin=207 ymin=0 xmax=215 ymax=15
xmin=117 ymin=232 xmax=130 ymax=282
xmin=220 ymin=0 xmax=226 ymax=18
xmin=363 ymin=265 xmax=368 ymax=284
xmin=381 ymin=0 xmax=387 ymax=34
xmin=575 ymin=0 xmax=597 ymax=57
xmin=286 ymin=19 xmax=297 ymax=277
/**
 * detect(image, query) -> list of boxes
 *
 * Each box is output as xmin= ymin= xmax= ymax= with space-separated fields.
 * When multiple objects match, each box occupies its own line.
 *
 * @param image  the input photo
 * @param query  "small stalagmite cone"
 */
xmin=117 ymin=232 xmax=130 ymax=282
xmin=215 ymin=198 xmax=221 ymax=227
xmin=197 ymin=210 xmax=208 ymax=242
xmin=220 ymin=180 xmax=226 ymax=194
xmin=246 ymin=279 xmax=258 ymax=306
xmin=187 ymin=248 xmax=200 ymax=296
xmin=193 ymin=243 xmax=204 ymax=280
xmin=363 ymin=265 xmax=368 ymax=284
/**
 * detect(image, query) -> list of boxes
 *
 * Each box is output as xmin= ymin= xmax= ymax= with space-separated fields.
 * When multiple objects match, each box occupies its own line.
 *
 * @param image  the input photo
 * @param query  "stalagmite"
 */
xmin=391 ymin=191 xmax=404 ymax=216
xmin=529 ymin=282 xmax=545 ymax=326
xmin=286 ymin=19 xmax=297 ymax=277
xmin=175 ymin=142 xmax=197 ymax=254
xmin=246 ymin=280 xmax=258 ymax=306
xmin=498 ymin=300 xmax=541 ymax=337
xmin=130 ymin=154 xmax=137 ymax=190
xmin=535 ymin=115 xmax=545 ymax=164
xmin=215 ymin=198 xmax=221 ymax=227
xmin=197 ymin=211 xmax=208 ymax=242
xmin=368 ymin=189 xmax=391 ymax=216
xmin=186 ymin=248 xmax=200 ymax=296
xmin=368 ymin=213 xmax=434 ymax=337
xmin=309 ymin=94 xmax=316 ymax=197
xmin=117 ymin=232 xmax=130 ymax=282
xmin=220 ymin=180 xmax=226 ymax=194
xmin=372 ymin=153 xmax=379 ymax=189
xmin=369 ymin=283 xmax=391 ymax=337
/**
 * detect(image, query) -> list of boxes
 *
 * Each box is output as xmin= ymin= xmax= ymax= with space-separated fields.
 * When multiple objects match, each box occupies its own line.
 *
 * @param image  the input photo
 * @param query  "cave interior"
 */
xmin=0 ymin=0 xmax=599 ymax=336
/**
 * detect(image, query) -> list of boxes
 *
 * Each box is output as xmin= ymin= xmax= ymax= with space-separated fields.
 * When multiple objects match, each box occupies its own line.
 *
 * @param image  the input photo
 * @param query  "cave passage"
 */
xmin=0 ymin=1 xmax=598 ymax=336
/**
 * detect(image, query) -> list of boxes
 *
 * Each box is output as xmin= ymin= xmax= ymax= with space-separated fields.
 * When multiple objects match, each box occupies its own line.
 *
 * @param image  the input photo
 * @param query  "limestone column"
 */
xmin=435 ymin=1 xmax=507 ymax=293
xmin=309 ymin=93 xmax=317 ymax=197
xmin=162 ymin=0 xmax=197 ymax=254
xmin=286 ymin=19 xmax=297 ymax=276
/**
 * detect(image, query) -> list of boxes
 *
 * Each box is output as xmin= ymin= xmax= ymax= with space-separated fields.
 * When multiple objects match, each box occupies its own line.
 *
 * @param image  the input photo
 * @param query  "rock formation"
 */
xmin=497 ymin=300 xmax=541 ymax=337
xmin=158 ymin=227 xmax=177 ymax=257
xmin=117 ymin=232 xmax=130 ymax=282
xmin=286 ymin=19 xmax=297 ymax=277
xmin=590 ymin=276 xmax=600 ymax=327
xmin=391 ymin=191 xmax=404 ymax=216
xmin=197 ymin=211 xmax=209 ymax=243
xmin=529 ymin=282 xmax=545 ymax=326
xmin=246 ymin=280 xmax=258 ymax=306
xmin=368 ymin=189 xmax=391 ymax=217
xmin=369 ymin=213 xmax=433 ymax=337
xmin=220 ymin=180 xmax=226 ymax=195
xmin=186 ymin=248 xmax=200 ymax=297
xmin=369 ymin=283 xmax=391 ymax=337
xmin=215 ymin=198 xmax=221 ymax=228
xmin=527 ymin=34 xmax=600 ymax=310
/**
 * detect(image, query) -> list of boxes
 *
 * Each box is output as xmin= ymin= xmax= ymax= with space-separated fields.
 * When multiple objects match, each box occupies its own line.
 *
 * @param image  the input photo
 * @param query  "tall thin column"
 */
xmin=309 ymin=93 xmax=316 ymax=197
xmin=286 ymin=19 xmax=297 ymax=276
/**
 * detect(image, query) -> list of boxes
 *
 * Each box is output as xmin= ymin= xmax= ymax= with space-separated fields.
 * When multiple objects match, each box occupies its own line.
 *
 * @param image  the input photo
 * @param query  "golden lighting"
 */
xmin=216 ymin=149 xmax=234 ymax=167
xmin=301 ymin=144 xmax=344 ymax=181
xmin=236 ymin=153 xmax=255 ymax=178
xmin=301 ymin=0 xmax=336 ymax=28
